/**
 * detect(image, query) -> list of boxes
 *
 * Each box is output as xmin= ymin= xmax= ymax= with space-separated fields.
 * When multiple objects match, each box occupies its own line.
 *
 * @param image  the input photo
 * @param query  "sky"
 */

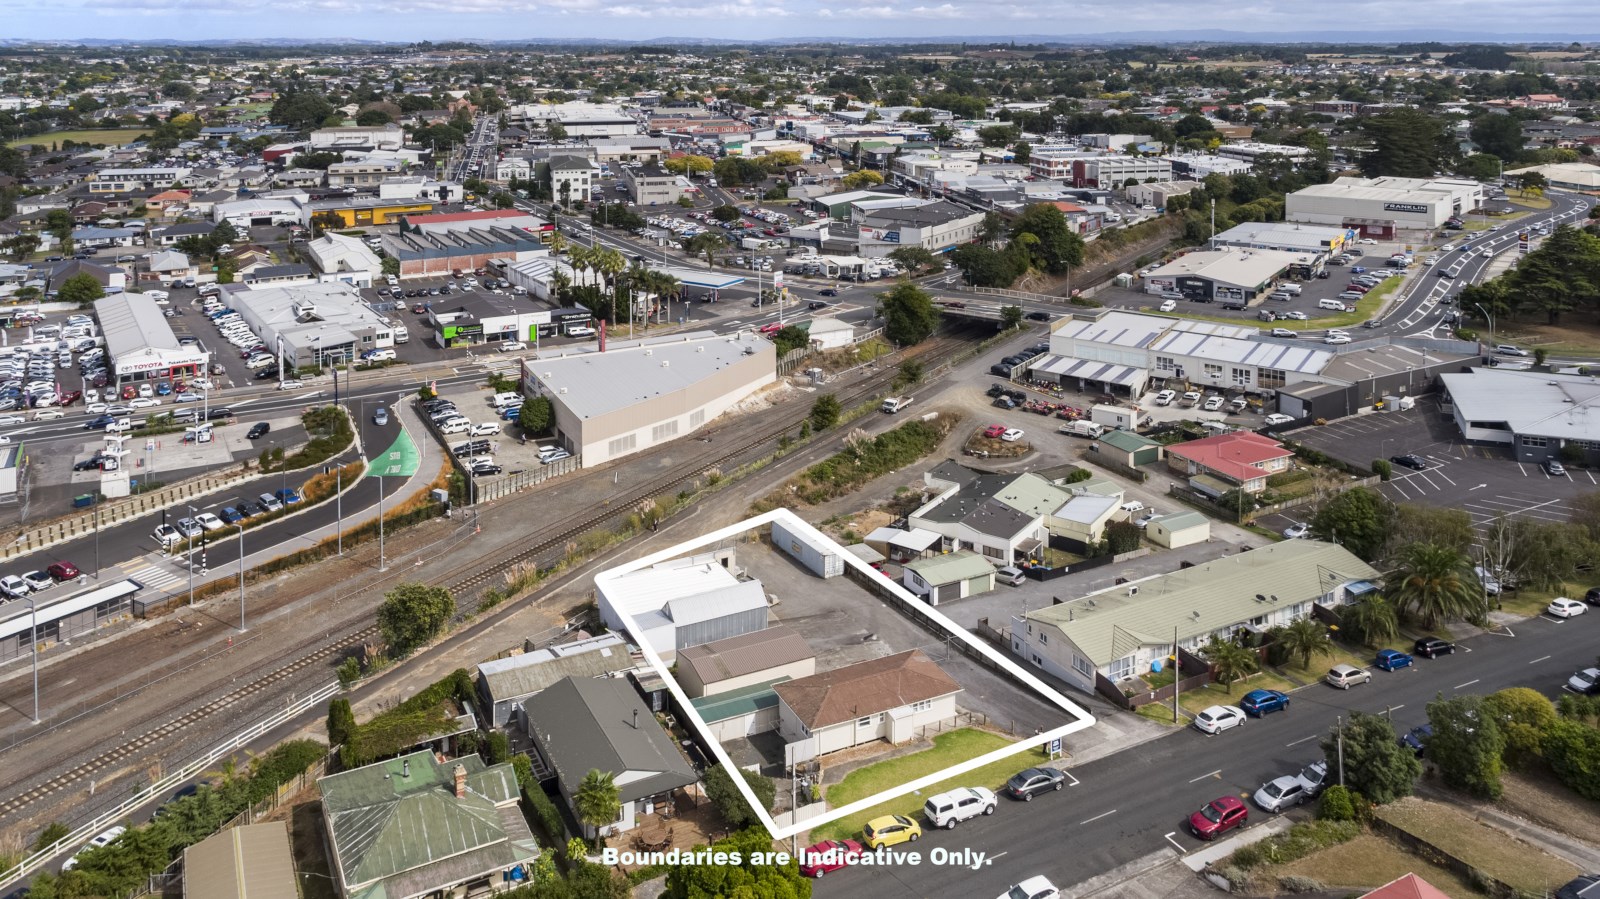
xmin=0 ymin=0 xmax=1589 ymax=43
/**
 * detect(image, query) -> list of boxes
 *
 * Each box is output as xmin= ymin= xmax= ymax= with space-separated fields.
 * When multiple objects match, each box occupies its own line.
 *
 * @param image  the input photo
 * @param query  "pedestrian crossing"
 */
xmin=117 ymin=556 xmax=196 ymax=593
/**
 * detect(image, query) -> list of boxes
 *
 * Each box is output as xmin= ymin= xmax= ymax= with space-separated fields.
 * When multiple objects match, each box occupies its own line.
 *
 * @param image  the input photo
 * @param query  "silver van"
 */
xmin=1318 ymin=299 xmax=1348 ymax=311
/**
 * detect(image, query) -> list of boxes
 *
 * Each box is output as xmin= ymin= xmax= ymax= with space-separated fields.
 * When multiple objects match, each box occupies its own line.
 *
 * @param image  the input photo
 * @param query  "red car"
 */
xmin=58 ymin=390 xmax=82 ymax=406
xmin=982 ymin=424 xmax=1007 ymax=438
xmin=120 ymin=385 xmax=137 ymax=400
xmin=46 ymin=561 xmax=82 ymax=582
xmin=1189 ymin=796 xmax=1248 ymax=840
xmin=758 ymin=322 xmax=783 ymax=334
xmin=798 ymin=838 xmax=863 ymax=878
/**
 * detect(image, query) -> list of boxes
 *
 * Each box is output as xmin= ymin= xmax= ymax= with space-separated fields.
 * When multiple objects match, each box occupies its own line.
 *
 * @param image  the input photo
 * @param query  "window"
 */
xmin=1040 ymin=632 xmax=1048 ymax=644
xmin=1203 ymin=363 xmax=1223 ymax=379
xmin=1522 ymin=435 xmax=1548 ymax=448
xmin=1232 ymin=367 xmax=1251 ymax=386
xmin=1250 ymin=614 xmax=1267 ymax=627
xmin=1031 ymin=654 xmax=1043 ymax=666
xmin=1072 ymin=655 xmax=1093 ymax=677
xmin=1108 ymin=655 xmax=1135 ymax=680
xmin=910 ymin=699 xmax=933 ymax=713
xmin=857 ymin=713 xmax=879 ymax=727
xmin=690 ymin=409 xmax=706 ymax=428
xmin=1259 ymin=367 xmax=1287 ymax=389
xmin=982 ymin=545 xmax=1005 ymax=560
xmin=606 ymin=434 xmax=637 ymax=456
xmin=1155 ymin=355 xmax=1175 ymax=372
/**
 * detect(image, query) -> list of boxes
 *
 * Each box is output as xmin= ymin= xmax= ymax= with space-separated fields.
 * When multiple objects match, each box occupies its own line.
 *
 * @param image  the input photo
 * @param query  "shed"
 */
xmin=804 ymin=316 xmax=856 ymax=350
xmin=1146 ymin=510 xmax=1211 ymax=549
xmin=181 ymin=822 xmax=298 ymax=899
xmin=887 ymin=527 xmax=943 ymax=561
xmin=690 ymin=678 xmax=788 ymax=741
xmin=675 ymin=625 xmax=815 ymax=697
xmin=901 ymin=550 xmax=997 ymax=605
xmin=864 ymin=526 xmax=903 ymax=557
xmin=845 ymin=543 xmax=885 ymax=566
xmin=1094 ymin=429 xmax=1164 ymax=468
xmin=771 ymin=516 xmax=844 ymax=578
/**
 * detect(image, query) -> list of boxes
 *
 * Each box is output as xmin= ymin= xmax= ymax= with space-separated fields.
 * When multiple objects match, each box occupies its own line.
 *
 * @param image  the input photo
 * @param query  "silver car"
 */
xmin=1253 ymin=775 xmax=1309 ymax=813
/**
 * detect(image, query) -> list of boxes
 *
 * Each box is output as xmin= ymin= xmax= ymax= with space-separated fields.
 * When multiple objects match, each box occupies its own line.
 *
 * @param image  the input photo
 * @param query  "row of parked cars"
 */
xmin=0 ymin=561 xmax=84 ymax=601
xmin=148 ymin=491 xmax=301 ymax=547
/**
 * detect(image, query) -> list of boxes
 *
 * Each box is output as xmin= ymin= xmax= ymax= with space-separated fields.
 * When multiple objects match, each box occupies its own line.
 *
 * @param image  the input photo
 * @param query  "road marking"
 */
xmin=1455 ymin=679 xmax=1480 ymax=690
xmin=1286 ymin=734 xmax=1319 ymax=747
xmin=1531 ymin=655 xmax=1551 ymax=664
xmin=1060 ymin=769 xmax=1081 ymax=787
xmin=1079 ymin=810 xmax=1117 ymax=825
xmin=1470 ymin=483 xmax=1487 ymax=490
xmin=1189 ymin=770 xmax=1221 ymax=784
xmin=1165 ymin=832 xmax=1188 ymax=854
xmin=1388 ymin=704 xmax=1405 ymax=713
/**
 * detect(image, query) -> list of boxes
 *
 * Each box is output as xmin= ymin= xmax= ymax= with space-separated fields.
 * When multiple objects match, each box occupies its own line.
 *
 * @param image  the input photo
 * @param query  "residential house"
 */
xmin=317 ymin=750 xmax=538 ymax=899
xmin=145 ymin=189 xmax=192 ymax=219
xmin=46 ymin=259 xmax=125 ymax=293
xmin=475 ymin=631 xmax=635 ymax=728
xmin=152 ymin=221 xmax=217 ymax=247
xmin=1165 ymin=430 xmax=1294 ymax=495
xmin=1011 ymin=540 xmax=1378 ymax=693
xmin=910 ymin=461 xmax=1122 ymax=561
xmin=775 ymin=650 xmax=963 ymax=756
xmin=1359 ymin=873 xmax=1455 ymax=899
xmin=901 ymin=551 xmax=997 ymax=604
xmin=147 ymin=250 xmax=196 ymax=282
xmin=523 ymin=676 xmax=699 ymax=836
xmin=182 ymin=823 xmax=297 ymax=899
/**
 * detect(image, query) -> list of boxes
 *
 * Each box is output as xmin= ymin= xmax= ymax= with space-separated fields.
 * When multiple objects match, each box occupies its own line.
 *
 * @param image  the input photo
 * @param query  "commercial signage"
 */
xmin=1383 ymin=203 xmax=1429 ymax=214
xmin=858 ymin=228 xmax=902 ymax=243
xmin=442 ymin=323 xmax=483 ymax=340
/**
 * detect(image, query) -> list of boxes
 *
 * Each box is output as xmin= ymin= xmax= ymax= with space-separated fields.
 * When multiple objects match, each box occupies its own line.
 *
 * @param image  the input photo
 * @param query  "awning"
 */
xmin=1346 ymin=580 xmax=1379 ymax=597
xmin=1029 ymin=354 xmax=1148 ymax=388
xmin=1189 ymin=473 xmax=1235 ymax=498
xmin=889 ymin=528 xmax=942 ymax=553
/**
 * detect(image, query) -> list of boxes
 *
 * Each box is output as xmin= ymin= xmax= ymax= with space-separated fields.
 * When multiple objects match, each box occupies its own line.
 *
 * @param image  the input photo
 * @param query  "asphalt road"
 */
xmin=815 ymin=606 xmax=1597 ymax=898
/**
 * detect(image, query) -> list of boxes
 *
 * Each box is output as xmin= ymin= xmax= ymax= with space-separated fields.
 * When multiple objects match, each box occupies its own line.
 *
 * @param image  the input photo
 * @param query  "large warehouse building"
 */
xmin=521 ymin=330 xmax=775 ymax=468
xmin=1209 ymin=222 xmax=1355 ymax=257
xmin=1439 ymin=369 xmax=1600 ymax=466
xmin=1286 ymin=177 xmax=1484 ymax=236
xmin=1142 ymin=248 xmax=1309 ymax=302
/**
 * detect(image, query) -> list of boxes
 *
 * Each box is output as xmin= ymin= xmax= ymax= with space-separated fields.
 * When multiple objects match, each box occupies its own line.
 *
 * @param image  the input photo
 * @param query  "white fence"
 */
xmin=0 ymin=681 xmax=340 ymax=891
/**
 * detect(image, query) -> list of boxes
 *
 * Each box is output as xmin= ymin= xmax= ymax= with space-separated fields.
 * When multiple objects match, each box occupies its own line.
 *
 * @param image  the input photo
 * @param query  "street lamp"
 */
xmin=1474 ymin=303 xmax=1495 ymax=344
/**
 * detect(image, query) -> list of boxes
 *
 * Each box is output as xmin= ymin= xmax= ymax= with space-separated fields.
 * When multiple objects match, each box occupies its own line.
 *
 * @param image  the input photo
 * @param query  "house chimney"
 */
xmin=453 ymin=763 xmax=467 ymax=799
xmin=402 ymin=759 xmax=410 ymax=779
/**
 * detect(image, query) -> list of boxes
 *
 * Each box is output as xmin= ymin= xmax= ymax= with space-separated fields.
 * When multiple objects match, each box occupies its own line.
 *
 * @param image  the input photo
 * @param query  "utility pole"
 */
xmin=1171 ymin=624 xmax=1180 ymax=725
xmin=1336 ymin=716 xmax=1345 ymax=787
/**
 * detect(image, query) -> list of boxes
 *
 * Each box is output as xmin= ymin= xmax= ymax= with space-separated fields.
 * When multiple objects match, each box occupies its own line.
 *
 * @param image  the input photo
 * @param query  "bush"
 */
xmin=264 ymin=405 xmax=354 ymax=472
xmin=756 ymin=417 xmax=954 ymax=509
xmin=336 ymin=656 xmax=362 ymax=689
xmin=340 ymin=669 xmax=473 ymax=768
xmin=524 ymin=781 xmax=568 ymax=844
xmin=1227 ymin=819 xmax=1360 ymax=870
xmin=34 ymin=822 xmax=69 ymax=851
xmin=1278 ymin=875 xmax=1328 ymax=893
xmin=1373 ymin=459 xmax=1393 ymax=481
xmin=1318 ymin=784 xmax=1355 ymax=821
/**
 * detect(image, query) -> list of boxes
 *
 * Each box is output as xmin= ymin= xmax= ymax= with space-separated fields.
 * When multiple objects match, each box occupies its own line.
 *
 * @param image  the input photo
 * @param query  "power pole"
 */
xmin=1336 ymin=716 xmax=1345 ymax=787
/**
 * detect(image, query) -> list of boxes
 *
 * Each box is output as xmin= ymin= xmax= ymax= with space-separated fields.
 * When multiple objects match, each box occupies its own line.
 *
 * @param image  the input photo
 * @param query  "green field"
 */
xmin=7 ymin=129 xmax=150 ymax=148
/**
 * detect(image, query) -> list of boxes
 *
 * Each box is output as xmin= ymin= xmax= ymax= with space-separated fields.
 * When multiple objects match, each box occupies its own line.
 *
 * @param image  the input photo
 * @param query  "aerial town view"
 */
xmin=3 ymin=6 xmax=1600 ymax=899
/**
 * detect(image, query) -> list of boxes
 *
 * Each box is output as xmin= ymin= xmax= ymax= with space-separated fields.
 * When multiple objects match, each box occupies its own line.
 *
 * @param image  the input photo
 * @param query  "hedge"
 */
xmin=340 ymin=669 xmax=474 ymax=768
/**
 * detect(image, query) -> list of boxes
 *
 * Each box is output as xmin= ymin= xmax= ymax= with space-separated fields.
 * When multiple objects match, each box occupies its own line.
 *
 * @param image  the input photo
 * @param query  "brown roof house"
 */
xmin=775 ymin=650 xmax=962 ymax=756
xmin=317 ymin=750 xmax=538 ymax=899
xmin=676 ymin=625 xmax=815 ymax=698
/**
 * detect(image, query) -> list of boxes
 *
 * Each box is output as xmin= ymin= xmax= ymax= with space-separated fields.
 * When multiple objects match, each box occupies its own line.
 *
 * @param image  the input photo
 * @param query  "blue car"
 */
xmin=1400 ymin=724 xmax=1432 ymax=756
xmin=501 ymin=407 xmax=521 ymax=421
xmin=219 ymin=506 xmax=245 ymax=524
xmin=1239 ymin=689 xmax=1290 ymax=717
xmin=1351 ymin=266 xmax=1367 ymax=274
xmin=1375 ymin=649 xmax=1414 ymax=671
xmin=274 ymin=487 xmax=302 ymax=505
xmin=155 ymin=381 xmax=173 ymax=396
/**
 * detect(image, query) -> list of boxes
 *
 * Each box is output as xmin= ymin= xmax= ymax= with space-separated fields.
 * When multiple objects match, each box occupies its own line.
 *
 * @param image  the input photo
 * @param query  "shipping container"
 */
xmin=771 ymin=518 xmax=844 ymax=579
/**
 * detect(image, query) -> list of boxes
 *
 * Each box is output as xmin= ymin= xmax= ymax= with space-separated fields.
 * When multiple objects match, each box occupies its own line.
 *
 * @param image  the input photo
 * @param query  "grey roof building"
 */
xmin=475 ymin=632 xmax=635 ymax=728
xmin=317 ymin=750 xmax=537 ymax=899
xmin=523 ymin=676 xmax=699 ymax=836
xmin=1441 ymin=368 xmax=1600 ymax=464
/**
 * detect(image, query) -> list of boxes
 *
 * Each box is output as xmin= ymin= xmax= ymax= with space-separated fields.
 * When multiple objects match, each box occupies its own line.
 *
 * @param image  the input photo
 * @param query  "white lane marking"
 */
xmin=1455 ymin=679 xmax=1480 ymax=690
xmin=1286 ymin=734 xmax=1319 ymax=747
xmin=1531 ymin=655 xmax=1551 ymax=664
xmin=1165 ymin=832 xmax=1188 ymax=855
xmin=1060 ymin=769 xmax=1081 ymax=787
xmin=1189 ymin=770 xmax=1221 ymax=784
xmin=1079 ymin=810 xmax=1118 ymax=825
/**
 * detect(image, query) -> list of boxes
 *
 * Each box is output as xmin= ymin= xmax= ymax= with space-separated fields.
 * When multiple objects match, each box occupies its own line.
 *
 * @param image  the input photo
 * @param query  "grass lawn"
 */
xmin=7 ymin=128 xmax=151 ymax=148
xmin=1277 ymin=643 xmax=1372 ymax=683
xmin=1136 ymin=702 xmax=1184 ymax=726
xmin=809 ymin=729 xmax=1045 ymax=842
xmin=1496 ymin=584 xmax=1567 ymax=619
xmin=1375 ymin=797 xmax=1577 ymax=894
xmin=1506 ymin=188 xmax=1553 ymax=210
xmin=1271 ymin=833 xmax=1486 ymax=899
xmin=1176 ymin=671 xmax=1297 ymax=718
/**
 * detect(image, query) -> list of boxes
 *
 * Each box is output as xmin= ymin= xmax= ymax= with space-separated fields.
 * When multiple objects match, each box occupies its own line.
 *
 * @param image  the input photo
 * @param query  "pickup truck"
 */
xmin=881 ymin=396 xmax=914 ymax=414
xmin=1058 ymin=420 xmax=1104 ymax=438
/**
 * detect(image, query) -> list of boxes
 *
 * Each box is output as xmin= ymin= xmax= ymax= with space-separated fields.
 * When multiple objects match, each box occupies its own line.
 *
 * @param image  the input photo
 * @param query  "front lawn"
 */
xmin=1270 ymin=833 xmax=1485 ymax=899
xmin=1276 ymin=643 xmax=1373 ymax=683
xmin=809 ymin=729 xmax=1044 ymax=842
xmin=1375 ymin=797 xmax=1577 ymax=894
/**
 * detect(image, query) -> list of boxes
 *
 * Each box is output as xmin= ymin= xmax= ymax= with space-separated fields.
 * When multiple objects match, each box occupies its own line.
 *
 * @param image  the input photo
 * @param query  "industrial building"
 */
xmin=308 ymin=124 xmax=404 ymax=154
xmin=1214 ymin=141 xmax=1313 ymax=163
xmin=1126 ymin=180 xmax=1203 ymax=210
xmin=299 ymin=232 xmax=383 ymax=287
xmin=380 ymin=227 xmax=551 ymax=278
xmin=621 ymin=164 xmax=688 ymax=206
xmin=221 ymin=281 xmax=398 ymax=368
xmin=594 ymin=552 xmax=772 ymax=660
xmin=301 ymin=196 xmax=436 ymax=228
xmin=1070 ymin=155 xmax=1172 ymax=190
xmin=520 ymin=330 xmax=776 ymax=468
xmin=854 ymin=200 xmax=986 ymax=257
xmin=95 ymin=292 xmax=209 ymax=385
xmin=1208 ymin=222 xmax=1354 ymax=257
xmin=211 ymin=193 xmax=306 ymax=229
xmin=1439 ymin=369 xmax=1600 ymax=466
xmin=1142 ymin=248 xmax=1309 ymax=302
xmin=1285 ymin=177 xmax=1484 ymax=236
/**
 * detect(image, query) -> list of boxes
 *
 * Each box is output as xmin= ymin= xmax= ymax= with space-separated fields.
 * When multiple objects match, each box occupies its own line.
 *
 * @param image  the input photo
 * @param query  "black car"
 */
xmin=819 ymin=288 xmax=838 ymax=297
xmin=1585 ymin=586 xmax=1600 ymax=606
xmin=1005 ymin=767 xmax=1067 ymax=801
xmin=1413 ymin=636 xmax=1455 ymax=658
xmin=246 ymin=422 xmax=270 ymax=440
xmin=83 ymin=414 xmax=116 ymax=430
xmin=986 ymin=384 xmax=1007 ymax=398
xmin=72 ymin=455 xmax=107 ymax=471
xmin=207 ymin=407 xmax=233 ymax=420
xmin=1389 ymin=453 xmax=1428 ymax=470
xmin=452 ymin=440 xmax=491 ymax=457
xmin=421 ymin=399 xmax=454 ymax=413
xmin=1025 ymin=311 xmax=1053 ymax=322
xmin=255 ymin=367 xmax=280 ymax=380
xmin=808 ymin=301 xmax=828 ymax=310
xmin=470 ymin=463 xmax=502 ymax=477
xmin=1400 ymin=724 xmax=1432 ymax=757
xmin=990 ymin=363 xmax=1012 ymax=376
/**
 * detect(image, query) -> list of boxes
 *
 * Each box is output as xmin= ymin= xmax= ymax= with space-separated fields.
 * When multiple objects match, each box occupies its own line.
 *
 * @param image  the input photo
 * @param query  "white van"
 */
xmin=1317 ymin=299 xmax=1348 ymax=311
xmin=438 ymin=417 xmax=472 ymax=435
xmin=1276 ymin=283 xmax=1302 ymax=296
xmin=1120 ymin=501 xmax=1146 ymax=514
xmin=490 ymin=392 xmax=522 ymax=409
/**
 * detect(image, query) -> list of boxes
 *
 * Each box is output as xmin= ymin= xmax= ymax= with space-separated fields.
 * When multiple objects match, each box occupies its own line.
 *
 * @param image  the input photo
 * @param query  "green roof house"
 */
xmin=318 ymin=750 xmax=538 ymax=899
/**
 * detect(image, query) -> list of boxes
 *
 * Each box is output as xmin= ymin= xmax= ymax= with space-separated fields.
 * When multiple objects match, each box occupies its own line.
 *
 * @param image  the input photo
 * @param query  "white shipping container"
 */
xmin=770 ymin=518 xmax=844 ymax=579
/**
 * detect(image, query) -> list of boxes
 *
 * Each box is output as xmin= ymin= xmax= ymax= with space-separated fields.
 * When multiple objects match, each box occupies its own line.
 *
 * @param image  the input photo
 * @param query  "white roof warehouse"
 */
xmin=1440 ymin=369 xmax=1600 ymax=466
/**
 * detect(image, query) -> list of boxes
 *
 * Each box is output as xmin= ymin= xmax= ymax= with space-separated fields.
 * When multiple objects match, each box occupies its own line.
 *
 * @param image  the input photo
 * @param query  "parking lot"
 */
xmin=1261 ymin=397 xmax=1590 ymax=534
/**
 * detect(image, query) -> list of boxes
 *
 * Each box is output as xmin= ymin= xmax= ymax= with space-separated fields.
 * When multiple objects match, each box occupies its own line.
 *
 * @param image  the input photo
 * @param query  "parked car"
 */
xmin=274 ymin=488 xmax=302 ymax=505
xmin=1188 ymin=796 xmax=1248 ymax=840
xmin=0 ymin=574 xmax=28 ymax=598
xmin=1545 ymin=459 xmax=1569 ymax=477
xmin=861 ymin=814 xmax=921 ymax=849
xmin=22 ymin=570 xmax=53 ymax=592
xmin=1548 ymin=598 xmax=1587 ymax=618
xmin=982 ymin=424 xmax=1006 ymax=438
xmin=1325 ymin=664 xmax=1372 ymax=690
xmin=46 ymin=561 xmax=81 ymax=582
xmin=1376 ymin=648 xmax=1414 ymax=671
xmin=1282 ymin=522 xmax=1310 ymax=539
xmin=246 ymin=422 xmax=270 ymax=440
xmin=799 ymin=839 xmax=864 ymax=878
xmin=1493 ymin=344 xmax=1530 ymax=357
xmin=175 ymin=518 xmax=203 ymax=538
xmin=1239 ymin=689 xmax=1290 ymax=717
xmin=923 ymin=786 xmax=997 ymax=829
xmin=219 ymin=506 xmax=245 ymax=525
xmin=1193 ymin=705 xmax=1247 ymax=735
xmin=1413 ymin=636 xmax=1455 ymax=658
xmin=61 ymin=825 xmax=126 ymax=872
xmin=1264 ymin=413 xmax=1295 ymax=427
xmin=1569 ymin=668 xmax=1600 ymax=695
xmin=1389 ymin=453 xmax=1428 ymax=470
xmin=1005 ymin=767 xmax=1066 ymax=801
xmin=258 ymin=493 xmax=284 ymax=513
xmin=1253 ymin=775 xmax=1310 ymax=813
xmin=997 ymin=876 xmax=1061 ymax=899
xmin=1000 ymin=428 xmax=1025 ymax=443
xmin=1401 ymin=724 xmax=1433 ymax=756
xmin=1297 ymin=761 xmax=1330 ymax=798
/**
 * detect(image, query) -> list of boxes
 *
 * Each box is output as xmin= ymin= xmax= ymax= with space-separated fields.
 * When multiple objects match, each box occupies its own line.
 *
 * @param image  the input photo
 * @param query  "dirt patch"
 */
xmin=1270 ymin=832 xmax=1486 ymax=899
xmin=1375 ymin=796 xmax=1578 ymax=894
xmin=289 ymin=800 xmax=338 ymax=899
xmin=963 ymin=428 xmax=1031 ymax=458
xmin=1500 ymin=317 xmax=1600 ymax=353
xmin=1495 ymin=768 xmax=1600 ymax=846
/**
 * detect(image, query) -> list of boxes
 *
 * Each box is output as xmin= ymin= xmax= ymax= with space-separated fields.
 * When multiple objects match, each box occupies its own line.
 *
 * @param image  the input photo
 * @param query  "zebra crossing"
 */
xmin=117 ymin=556 xmax=202 ymax=594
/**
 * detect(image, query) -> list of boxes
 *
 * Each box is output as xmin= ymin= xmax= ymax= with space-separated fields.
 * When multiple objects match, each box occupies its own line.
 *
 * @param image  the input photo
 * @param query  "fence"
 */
xmin=964 ymin=286 xmax=1066 ymax=304
xmin=471 ymin=455 xmax=582 ymax=503
xmin=1093 ymin=647 xmax=1213 ymax=711
xmin=776 ymin=345 xmax=815 ymax=377
xmin=0 ymin=681 xmax=340 ymax=892
xmin=1243 ymin=474 xmax=1382 ymax=523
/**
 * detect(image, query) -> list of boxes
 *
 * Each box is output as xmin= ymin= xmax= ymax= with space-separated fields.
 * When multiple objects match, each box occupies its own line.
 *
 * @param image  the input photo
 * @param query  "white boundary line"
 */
xmin=592 ymin=508 xmax=1097 ymax=841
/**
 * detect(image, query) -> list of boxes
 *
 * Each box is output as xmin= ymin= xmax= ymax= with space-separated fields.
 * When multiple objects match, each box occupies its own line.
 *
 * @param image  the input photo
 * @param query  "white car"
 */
xmin=1158 ymin=299 xmax=1177 ymax=312
xmin=1325 ymin=335 xmax=1352 ymax=345
xmin=361 ymin=349 xmax=397 ymax=363
xmin=1152 ymin=389 xmax=1176 ymax=406
xmin=468 ymin=422 xmax=500 ymax=437
xmin=0 ymin=575 xmax=29 ymax=598
xmin=151 ymin=524 xmax=181 ymax=547
xmin=1548 ymin=598 xmax=1587 ymax=619
xmin=0 ymin=415 xmax=22 ymax=426
xmin=1000 ymin=428 xmax=1025 ymax=443
xmin=1281 ymin=311 xmax=1309 ymax=321
xmin=128 ymin=397 xmax=160 ymax=409
xmin=1202 ymin=396 xmax=1226 ymax=412
xmin=1193 ymin=705 xmax=1247 ymax=735
xmin=33 ymin=409 xmax=65 ymax=420
xmin=498 ymin=341 xmax=526 ymax=352
xmin=998 ymin=876 xmax=1060 ymax=899
xmin=195 ymin=512 xmax=226 ymax=532
xmin=61 ymin=826 xmax=126 ymax=872
xmin=85 ymin=403 xmax=110 ymax=415
xmin=922 ymin=786 xmax=997 ymax=829
xmin=189 ymin=378 xmax=214 ymax=390
xmin=1263 ymin=413 xmax=1294 ymax=427
xmin=1283 ymin=521 xmax=1310 ymax=539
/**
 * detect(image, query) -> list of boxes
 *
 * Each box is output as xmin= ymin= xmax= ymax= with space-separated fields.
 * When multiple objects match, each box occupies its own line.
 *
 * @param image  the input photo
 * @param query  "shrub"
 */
xmin=1227 ymin=819 xmax=1359 ymax=870
xmin=341 ymin=669 xmax=474 ymax=767
xmin=1372 ymin=459 xmax=1393 ymax=481
xmin=34 ymin=822 xmax=69 ymax=851
xmin=524 ymin=781 xmax=568 ymax=844
xmin=1278 ymin=875 xmax=1328 ymax=893
xmin=336 ymin=656 xmax=362 ymax=689
xmin=1319 ymin=784 xmax=1355 ymax=821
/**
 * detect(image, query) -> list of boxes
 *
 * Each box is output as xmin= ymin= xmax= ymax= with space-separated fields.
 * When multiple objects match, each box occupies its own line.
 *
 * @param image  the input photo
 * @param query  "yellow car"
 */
xmin=863 ymin=814 xmax=922 ymax=849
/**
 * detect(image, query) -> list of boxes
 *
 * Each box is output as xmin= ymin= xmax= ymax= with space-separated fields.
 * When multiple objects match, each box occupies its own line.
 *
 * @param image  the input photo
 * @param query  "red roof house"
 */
xmin=1360 ymin=873 xmax=1455 ymax=899
xmin=1166 ymin=430 xmax=1293 ymax=493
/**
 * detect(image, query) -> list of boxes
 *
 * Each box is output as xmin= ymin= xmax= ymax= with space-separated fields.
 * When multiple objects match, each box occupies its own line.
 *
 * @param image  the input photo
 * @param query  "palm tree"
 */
xmin=596 ymin=248 xmax=627 ymax=322
xmin=567 ymin=244 xmax=593 ymax=292
xmin=1200 ymin=636 xmax=1260 ymax=693
xmin=574 ymin=768 xmax=620 ymax=841
xmin=1341 ymin=594 xmax=1400 ymax=648
xmin=1276 ymin=617 xmax=1335 ymax=671
xmin=1386 ymin=541 xmax=1485 ymax=629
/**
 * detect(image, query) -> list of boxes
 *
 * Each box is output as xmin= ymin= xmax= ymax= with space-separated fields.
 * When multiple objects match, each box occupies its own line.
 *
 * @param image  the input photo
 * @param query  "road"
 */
xmin=815 ymin=606 xmax=1594 ymax=898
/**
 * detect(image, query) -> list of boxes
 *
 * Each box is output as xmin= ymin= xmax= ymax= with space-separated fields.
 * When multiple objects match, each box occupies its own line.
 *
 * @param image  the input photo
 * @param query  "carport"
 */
xmin=886 ymin=528 xmax=942 ymax=561
xmin=689 ymin=679 xmax=786 ymax=741
xmin=1028 ymin=354 xmax=1148 ymax=398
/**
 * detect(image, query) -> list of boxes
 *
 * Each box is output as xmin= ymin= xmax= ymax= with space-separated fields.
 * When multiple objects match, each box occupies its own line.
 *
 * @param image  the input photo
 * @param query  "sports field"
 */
xmin=7 ymin=129 xmax=150 ymax=148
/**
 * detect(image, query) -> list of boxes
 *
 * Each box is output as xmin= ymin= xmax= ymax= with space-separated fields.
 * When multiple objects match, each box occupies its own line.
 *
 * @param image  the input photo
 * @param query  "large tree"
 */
xmin=1310 ymin=487 xmax=1393 ymax=562
xmin=1009 ymin=203 xmax=1086 ymax=275
xmin=57 ymin=273 xmax=105 ymax=307
xmin=877 ymin=281 xmax=941 ymax=346
xmin=1340 ymin=595 xmax=1400 ymax=648
xmin=271 ymin=90 xmax=335 ymax=132
xmin=1469 ymin=114 xmax=1526 ymax=162
xmin=1275 ymin=617 xmax=1335 ymax=671
xmin=1425 ymin=694 xmax=1506 ymax=799
xmin=1386 ymin=541 xmax=1486 ymax=628
xmin=663 ymin=828 xmax=808 ymax=899
xmin=700 ymin=765 xmax=777 ymax=830
xmin=1321 ymin=711 xmax=1422 ymax=805
xmin=376 ymin=583 xmax=455 ymax=656
xmin=1359 ymin=110 xmax=1456 ymax=179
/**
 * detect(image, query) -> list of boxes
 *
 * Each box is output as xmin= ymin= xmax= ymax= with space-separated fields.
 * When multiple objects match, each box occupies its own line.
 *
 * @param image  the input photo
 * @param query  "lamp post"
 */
xmin=1474 ymin=303 xmax=1495 ymax=344
xmin=92 ymin=493 xmax=100 ymax=580
xmin=186 ymin=503 xmax=199 ymax=608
